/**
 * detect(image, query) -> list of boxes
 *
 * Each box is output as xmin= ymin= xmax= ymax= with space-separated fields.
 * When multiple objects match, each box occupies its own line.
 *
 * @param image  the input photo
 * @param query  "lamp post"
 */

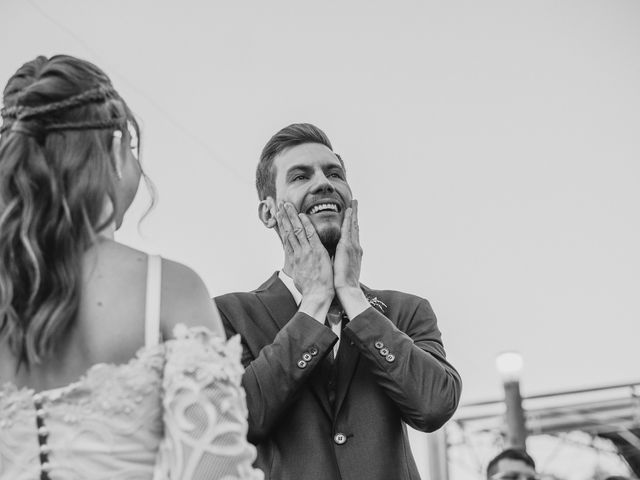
xmin=495 ymin=351 xmax=527 ymax=451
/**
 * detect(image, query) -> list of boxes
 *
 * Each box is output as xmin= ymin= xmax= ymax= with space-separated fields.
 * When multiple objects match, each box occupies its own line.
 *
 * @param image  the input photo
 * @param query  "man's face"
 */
xmin=271 ymin=143 xmax=352 ymax=253
xmin=489 ymin=459 xmax=538 ymax=480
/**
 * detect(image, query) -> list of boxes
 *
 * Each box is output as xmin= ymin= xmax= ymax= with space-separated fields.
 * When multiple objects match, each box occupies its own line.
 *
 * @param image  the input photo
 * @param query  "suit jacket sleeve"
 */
xmin=343 ymin=296 xmax=461 ymax=432
xmin=219 ymin=307 xmax=338 ymax=444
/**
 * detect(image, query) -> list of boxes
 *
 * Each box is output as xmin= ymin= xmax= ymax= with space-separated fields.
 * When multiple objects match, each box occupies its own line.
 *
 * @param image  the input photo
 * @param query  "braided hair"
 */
xmin=0 ymin=55 xmax=142 ymax=368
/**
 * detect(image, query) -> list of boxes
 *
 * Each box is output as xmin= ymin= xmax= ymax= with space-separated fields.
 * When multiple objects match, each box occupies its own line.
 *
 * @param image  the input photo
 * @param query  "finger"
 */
xmin=285 ymin=203 xmax=310 ymax=247
xmin=276 ymin=208 xmax=295 ymax=256
xmin=298 ymin=213 xmax=323 ymax=248
xmin=351 ymin=199 xmax=360 ymax=245
xmin=277 ymin=204 xmax=301 ymax=250
xmin=282 ymin=234 xmax=294 ymax=256
xmin=340 ymin=206 xmax=352 ymax=244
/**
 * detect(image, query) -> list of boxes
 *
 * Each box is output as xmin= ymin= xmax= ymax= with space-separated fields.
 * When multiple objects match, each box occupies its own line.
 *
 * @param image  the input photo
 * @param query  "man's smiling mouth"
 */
xmin=306 ymin=202 xmax=341 ymax=215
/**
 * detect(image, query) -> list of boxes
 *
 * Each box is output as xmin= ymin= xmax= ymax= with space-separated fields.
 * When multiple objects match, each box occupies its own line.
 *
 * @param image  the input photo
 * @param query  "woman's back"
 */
xmin=1 ymin=241 xmax=151 ymax=391
xmin=0 ymin=240 xmax=224 ymax=389
xmin=0 ymin=245 xmax=261 ymax=480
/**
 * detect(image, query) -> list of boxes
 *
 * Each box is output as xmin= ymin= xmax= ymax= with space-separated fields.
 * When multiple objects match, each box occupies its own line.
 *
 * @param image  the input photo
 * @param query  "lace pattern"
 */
xmin=155 ymin=325 xmax=262 ymax=480
xmin=0 ymin=325 xmax=263 ymax=480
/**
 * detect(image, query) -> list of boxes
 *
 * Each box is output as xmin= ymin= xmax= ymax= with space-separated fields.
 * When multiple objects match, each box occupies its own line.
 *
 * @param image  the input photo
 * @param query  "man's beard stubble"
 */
xmin=318 ymin=228 xmax=341 ymax=258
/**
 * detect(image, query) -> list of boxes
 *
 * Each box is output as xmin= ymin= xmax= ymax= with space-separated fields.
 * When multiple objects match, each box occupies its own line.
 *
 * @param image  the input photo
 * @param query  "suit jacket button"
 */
xmin=374 ymin=341 xmax=384 ymax=349
xmin=302 ymin=353 xmax=312 ymax=362
xmin=386 ymin=354 xmax=396 ymax=363
xmin=379 ymin=348 xmax=389 ymax=356
xmin=297 ymin=360 xmax=307 ymax=368
xmin=309 ymin=346 xmax=319 ymax=356
xmin=334 ymin=433 xmax=347 ymax=445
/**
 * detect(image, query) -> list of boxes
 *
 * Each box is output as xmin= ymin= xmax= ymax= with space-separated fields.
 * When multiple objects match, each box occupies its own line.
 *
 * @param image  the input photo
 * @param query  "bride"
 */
xmin=0 ymin=55 xmax=263 ymax=480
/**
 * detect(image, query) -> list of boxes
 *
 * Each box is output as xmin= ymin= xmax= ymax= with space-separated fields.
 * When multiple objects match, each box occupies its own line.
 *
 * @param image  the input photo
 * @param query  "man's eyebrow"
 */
xmin=285 ymin=165 xmax=313 ymax=177
xmin=286 ymin=164 xmax=313 ymax=173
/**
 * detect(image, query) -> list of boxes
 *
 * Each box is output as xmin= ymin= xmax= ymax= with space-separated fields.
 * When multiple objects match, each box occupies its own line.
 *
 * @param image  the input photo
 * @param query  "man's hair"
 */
xmin=255 ymin=123 xmax=342 ymax=201
xmin=486 ymin=448 xmax=536 ymax=477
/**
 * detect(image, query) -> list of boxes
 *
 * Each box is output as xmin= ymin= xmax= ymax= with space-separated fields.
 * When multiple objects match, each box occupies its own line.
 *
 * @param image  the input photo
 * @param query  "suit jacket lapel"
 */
xmin=255 ymin=272 xmax=298 ymax=333
xmin=255 ymin=272 xmax=333 ymax=419
xmin=333 ymin=284 xmax=378 ymax=417
xmin=333 ymin=319 xmax=361 ymax=417
xmin=309 ymin=362 xmax=333 ymax=420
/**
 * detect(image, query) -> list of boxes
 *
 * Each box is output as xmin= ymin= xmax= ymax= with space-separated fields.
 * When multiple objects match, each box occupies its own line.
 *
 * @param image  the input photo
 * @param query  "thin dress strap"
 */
xmin=144 ymin=254 xmax=162 ymax=348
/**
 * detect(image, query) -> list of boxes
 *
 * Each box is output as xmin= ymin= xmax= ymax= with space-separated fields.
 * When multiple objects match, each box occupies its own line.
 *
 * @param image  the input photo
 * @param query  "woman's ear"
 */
xmin=111 ymin=130 xmax=124 ymax=180
xmin=258 ymin=197 xmax=277 ymax=228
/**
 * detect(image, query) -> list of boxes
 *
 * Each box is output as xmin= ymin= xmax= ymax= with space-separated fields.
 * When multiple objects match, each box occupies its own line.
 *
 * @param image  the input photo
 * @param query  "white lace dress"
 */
xmin=0 ymin=256 xmax=263 ymax=480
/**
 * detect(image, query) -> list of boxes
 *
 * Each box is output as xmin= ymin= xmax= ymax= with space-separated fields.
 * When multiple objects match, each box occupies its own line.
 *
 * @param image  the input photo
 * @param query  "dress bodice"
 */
xmin=0 ymin=326 xmax=263 ymax=480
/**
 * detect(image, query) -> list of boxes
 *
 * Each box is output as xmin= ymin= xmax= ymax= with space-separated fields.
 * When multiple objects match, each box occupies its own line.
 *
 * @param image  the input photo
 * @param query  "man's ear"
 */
xmin=258 ymin=197 xmax=277 ymax=228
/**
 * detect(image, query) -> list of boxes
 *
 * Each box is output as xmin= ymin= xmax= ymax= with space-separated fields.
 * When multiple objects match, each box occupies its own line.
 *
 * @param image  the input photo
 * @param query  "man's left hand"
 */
xmin=334 ymin=200 xmax=370 ymax=318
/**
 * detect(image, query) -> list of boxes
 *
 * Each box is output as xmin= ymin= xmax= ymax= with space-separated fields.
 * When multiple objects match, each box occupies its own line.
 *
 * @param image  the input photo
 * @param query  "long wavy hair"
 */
xmin=0 ymin=55 xmax=142 ymax=368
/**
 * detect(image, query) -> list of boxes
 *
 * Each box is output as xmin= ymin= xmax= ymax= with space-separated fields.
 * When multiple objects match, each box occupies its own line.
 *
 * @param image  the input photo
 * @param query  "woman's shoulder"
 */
xmin=159 ymin=258 xmax=225 ymax=339
xmin=161 ymin=258 xmax=207 ymax=295
xmin=87 ymin=240 xmax=224 ymax=339
xmin=89 ymin=240 xmax=202 ymax=291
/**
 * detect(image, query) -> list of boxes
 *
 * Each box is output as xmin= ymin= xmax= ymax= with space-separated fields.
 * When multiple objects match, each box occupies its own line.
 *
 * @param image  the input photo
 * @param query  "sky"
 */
xmin=2 ymin=0 xmax=639 ymax=476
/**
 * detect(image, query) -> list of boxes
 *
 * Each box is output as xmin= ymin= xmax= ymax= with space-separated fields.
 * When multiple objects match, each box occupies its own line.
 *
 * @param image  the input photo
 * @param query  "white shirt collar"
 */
xmin=278 ymin=270 xmax=302 ymax=306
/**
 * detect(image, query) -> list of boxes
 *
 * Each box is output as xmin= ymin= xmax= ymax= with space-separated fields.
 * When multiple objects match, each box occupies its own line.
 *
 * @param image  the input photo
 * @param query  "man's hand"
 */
xmin=276 ymin=203 xmax=334 ymax=321
xmin=333 ymin=200 xmax=370 ymax=318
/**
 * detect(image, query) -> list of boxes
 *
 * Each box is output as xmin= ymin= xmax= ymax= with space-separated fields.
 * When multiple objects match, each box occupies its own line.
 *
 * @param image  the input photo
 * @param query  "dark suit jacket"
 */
xmin=215 ymin=273 xmax=461 ymax=480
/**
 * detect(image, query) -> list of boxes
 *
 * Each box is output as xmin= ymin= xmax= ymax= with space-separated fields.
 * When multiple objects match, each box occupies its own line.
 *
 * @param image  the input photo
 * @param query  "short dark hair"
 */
xmin=486 ymin=448 xmax=536 ymax=477
xmin=255 ymin=123 xmax=342 ymax=201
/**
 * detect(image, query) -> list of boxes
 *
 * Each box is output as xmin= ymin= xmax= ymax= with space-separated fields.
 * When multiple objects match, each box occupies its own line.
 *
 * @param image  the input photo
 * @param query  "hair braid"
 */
xmin=1 ymin=85 xmax=117 ymax=119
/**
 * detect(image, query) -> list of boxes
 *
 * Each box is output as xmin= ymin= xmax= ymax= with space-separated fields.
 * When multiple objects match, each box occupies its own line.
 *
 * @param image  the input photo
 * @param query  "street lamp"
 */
xmin=496 ymin=351 xmax=527 ymax=451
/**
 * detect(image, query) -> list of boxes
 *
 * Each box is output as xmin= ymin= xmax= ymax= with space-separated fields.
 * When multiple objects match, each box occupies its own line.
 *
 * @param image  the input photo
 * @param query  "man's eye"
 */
xmin=329 ymin=172 xmax=342 ymax=178
xmin=293 ymin=175 xmax=307 ymax=181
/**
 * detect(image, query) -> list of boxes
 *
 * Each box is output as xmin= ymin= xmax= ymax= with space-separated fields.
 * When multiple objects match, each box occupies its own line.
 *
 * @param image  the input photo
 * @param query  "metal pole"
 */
xmin=503 ymin=379 xmax=527 ymax=451
xmin=427 ymin=428 xmax=450 ymax=480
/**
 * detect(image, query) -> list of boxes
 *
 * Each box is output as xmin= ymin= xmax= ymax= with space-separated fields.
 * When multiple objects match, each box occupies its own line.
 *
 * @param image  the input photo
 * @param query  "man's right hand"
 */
xmin=276 ymin=202 xmax=334 ymax=322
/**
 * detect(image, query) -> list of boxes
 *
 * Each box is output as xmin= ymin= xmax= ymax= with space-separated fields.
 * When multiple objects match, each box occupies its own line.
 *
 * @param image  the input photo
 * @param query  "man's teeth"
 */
xmin=308 ymin=203 xmax=338 ymax=215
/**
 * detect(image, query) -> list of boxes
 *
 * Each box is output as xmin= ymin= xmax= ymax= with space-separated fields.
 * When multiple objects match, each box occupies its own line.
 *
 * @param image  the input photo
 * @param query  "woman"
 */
xmin=0 ymin=55 xmax=263 ymax=480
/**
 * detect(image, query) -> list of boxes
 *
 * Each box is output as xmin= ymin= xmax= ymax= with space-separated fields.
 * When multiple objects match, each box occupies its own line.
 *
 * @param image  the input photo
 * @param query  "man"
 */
xmin=486 ymin=448 xmax=539 ymax=480
xmin=215 ymin=123 xmax=461 ymax=480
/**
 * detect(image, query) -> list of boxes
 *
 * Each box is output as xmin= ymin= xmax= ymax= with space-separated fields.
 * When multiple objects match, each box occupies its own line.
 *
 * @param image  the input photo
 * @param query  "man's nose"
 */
xmin=310 ymin=172 xmax=335 ymax=193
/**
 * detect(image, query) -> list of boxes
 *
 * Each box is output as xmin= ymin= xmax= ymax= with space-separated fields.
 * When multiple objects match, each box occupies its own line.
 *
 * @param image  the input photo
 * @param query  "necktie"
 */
xmin=326 ymin=311 xmax=343 ymax=360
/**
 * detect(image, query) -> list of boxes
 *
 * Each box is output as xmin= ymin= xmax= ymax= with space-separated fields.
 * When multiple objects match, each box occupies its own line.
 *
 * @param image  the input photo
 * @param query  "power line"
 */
xmin=27 ymin=0 xmax=249 ymax=186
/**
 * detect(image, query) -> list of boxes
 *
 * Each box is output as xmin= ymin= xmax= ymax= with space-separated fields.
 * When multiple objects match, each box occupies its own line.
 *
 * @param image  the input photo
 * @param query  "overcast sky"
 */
xmin=2 ymin=0 xmax=639 ymax=439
